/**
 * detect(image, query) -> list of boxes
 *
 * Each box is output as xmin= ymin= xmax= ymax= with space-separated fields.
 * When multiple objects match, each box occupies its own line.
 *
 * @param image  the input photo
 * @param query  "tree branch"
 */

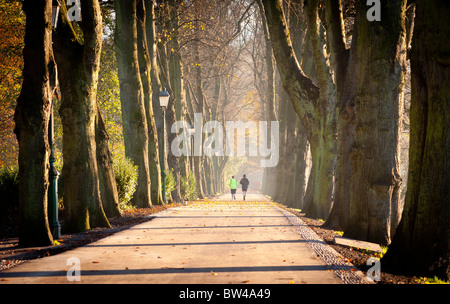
xmin=324 ymin=0 xmax=349 ymax=91
xmin=261 ymin=0 xmax=320 ymax=135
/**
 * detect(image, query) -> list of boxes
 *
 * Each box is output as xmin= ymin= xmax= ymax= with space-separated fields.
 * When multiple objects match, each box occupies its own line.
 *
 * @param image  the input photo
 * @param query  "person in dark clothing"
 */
xmin=240 ymin=174 xmax=249 ymax=201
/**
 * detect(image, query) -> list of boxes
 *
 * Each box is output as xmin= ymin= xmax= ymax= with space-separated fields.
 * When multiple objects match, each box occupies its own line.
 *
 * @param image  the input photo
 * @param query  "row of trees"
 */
xmin=258 ymin=0 xmax=449 ymax=280
xmin=11 ymin=0 xmax=261 ymax=245
xmin=5 ymin=0 xmax=449 ymax=280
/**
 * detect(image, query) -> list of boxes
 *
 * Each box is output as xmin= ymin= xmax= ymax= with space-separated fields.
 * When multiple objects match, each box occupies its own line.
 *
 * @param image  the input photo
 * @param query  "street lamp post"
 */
xmin=188 ymin=125 xmax=195 ymax=173
xmin=48 ymin=103 xmax=61 ymax=239
xmin=159 ymin=88 xmax=170 ymax=204
xmin=50 ymin=0 xmax=61 ymax=239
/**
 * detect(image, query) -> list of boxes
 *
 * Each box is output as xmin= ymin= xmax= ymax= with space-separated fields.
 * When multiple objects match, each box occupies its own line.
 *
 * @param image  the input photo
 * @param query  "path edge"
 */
xmin=275 ymin=207 xmax=373 ymax=284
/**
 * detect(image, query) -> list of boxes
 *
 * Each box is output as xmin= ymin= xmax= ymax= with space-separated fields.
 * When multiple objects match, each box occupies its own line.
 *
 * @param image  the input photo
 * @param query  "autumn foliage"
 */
xmin=0 ymin=0 xmax=24 ymax=167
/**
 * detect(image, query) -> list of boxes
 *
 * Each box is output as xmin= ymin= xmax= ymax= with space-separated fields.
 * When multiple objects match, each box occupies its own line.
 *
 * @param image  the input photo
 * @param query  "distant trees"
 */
xmin=155 ymin=0 xmax=259 ymax=199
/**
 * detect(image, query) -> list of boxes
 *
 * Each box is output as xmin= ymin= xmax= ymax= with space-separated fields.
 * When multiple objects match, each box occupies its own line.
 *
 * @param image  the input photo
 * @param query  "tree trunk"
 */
xmin=302 ymin=124 xmax=336 ymax=219
xmin=258 ymin=0 xmax=278 ymax=198
xmin=137 ymin=0 xmax=164 ymax=205
xmin=95 ymin=106 xmax=121 ymax=218
xmin=14 ymin=0 xmax=53 ymax=247
xmin=145 ymin=0 xmax=164 ymax=205
xmin=53 ymin=0 xmax=110 ymax=232
xmin=168 ymin=1 xmax=189 ymax=178
xmin=262 ymin=0 xmax=336 ymax=219
xmin=291 ymin=119 xmax=309 ymax=209
xmin=115 ymin=0 xmax=152 ymax=208
xmin=165 ymin=91 xmax=183 ymax=202
xmin=278 ymin=101 xmax=297 ymax=204
xmin=334 ymin=0 xmax=406 ymax=245
xmin=271 ymin=87 xmax=288 ymax=203
xmin=383 ymin=0 xmax=450 ymax=281
xmin=192 ymin=26 xmax=207 ymax=199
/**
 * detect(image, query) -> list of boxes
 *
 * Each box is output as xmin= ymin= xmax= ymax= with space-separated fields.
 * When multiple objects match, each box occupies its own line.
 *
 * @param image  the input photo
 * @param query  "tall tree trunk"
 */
xmin=383 ymin=0 xmax=450 ymax=281
xmin=53 ymin=0 xmax=110 ymax=232
xmin=157 ymin=1 xmax=183 ymax=202
xmin=165 ymin=86 xmax=183 ymax=203
xmin=14 ymin=0 xmax=53 ymax=246
xmin=185 ymin=82 xmax=206 ymax=198
xmin=271 ymin=87 xmax=288 ymax=203
xmin=95 ymin=105 xmax=121 ymax=218
xmin=192 ymin=23 xmax=206 ymax=199
xmin=262 ymin=0 xmax=336 ymax=219
xmin=145 ymin=0 xmax=164 ymax=205
xmin=278 ymin=100 xmax=297 ymax=204
xmin=137 ymin=0 xmax=164 ymax=205
xmin=332 ymin=0 xmax=407 ymax=245
xmin=290 ymin=118 xmax=309 ymax=209
xmin=301 ymin=0 xmax=337 ymax=219
xmin=257 ymin=0 xmax=278 ymax=198
xmin=322 ymin=0 xmax=353 ymax=231
xmin=115 ymin=0 xmax=152 ymax=208
xmin=168 ymin=0 xmax=189 ymax=178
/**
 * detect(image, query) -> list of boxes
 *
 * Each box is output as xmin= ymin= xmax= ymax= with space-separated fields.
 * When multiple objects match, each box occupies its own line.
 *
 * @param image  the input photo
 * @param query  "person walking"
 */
xmin=240 ymin=174 xmax=249 ymax=201
xmin=228 ymin=176 xmax=238 ymax=200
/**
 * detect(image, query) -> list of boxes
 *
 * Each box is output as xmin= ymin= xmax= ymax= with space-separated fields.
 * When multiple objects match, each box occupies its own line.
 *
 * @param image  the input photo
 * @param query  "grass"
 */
xmin=415 ymin=276 xmax=449 ymax=284
xmin=334 ymin=230 xmax=344 ymax=237
xmin=354 ymin=245 xmax=388 ymax=259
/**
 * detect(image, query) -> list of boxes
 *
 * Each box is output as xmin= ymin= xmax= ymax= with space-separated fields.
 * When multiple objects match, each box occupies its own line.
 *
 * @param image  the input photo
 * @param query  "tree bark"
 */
xmin=290 ymin=119 xmax=309 ymax=209
xmin=257 ymin=0 xmax=278 ymax=198
xmin=383 ymin=0 xmax=450 ymax=281
xmin=115 ymin=0 xmax=152 ymax=208
xmin=14 ymin=0 xmax=54 ymax=246
xmin=165 ymin=87 xmax=183 ymax=202
xmin=145 ymin=0 xmax=165 ymax=204
xmin=262 ymin=0 xmax=336 ymax=219
xmin=330 ymin=0 xmax=407 ymax=245
xmin=53 ymin=0 xmax=111 ymax=232
xmin=137 ymin=0 xmax=164 ymax=205
xmin=271 ymin=87 xmax=288 ymax=203
xmin=192 ymin=22 xmax=207 ymax=199
xmin=95 ymin=105 xmax=121 ymax=218
xmin=168 ymin=0 xmax=190 ymax=178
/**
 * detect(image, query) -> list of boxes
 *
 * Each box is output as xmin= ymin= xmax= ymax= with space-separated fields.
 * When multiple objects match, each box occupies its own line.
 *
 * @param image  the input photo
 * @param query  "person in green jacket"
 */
xmin=228 ymin=176 xmax=238 ymax=200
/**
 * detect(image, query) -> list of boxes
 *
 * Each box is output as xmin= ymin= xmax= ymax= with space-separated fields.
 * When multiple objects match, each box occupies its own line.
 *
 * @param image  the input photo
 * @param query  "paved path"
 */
xmin=0 ymin=192 xmax=365 ymax=284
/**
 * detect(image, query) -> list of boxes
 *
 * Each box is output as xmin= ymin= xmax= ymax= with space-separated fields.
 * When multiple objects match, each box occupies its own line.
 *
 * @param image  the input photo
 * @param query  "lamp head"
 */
xmin=52 ymin=0 xmax=61 ymax=30
xmin=159 ymin=87 xmax=170 ymax=111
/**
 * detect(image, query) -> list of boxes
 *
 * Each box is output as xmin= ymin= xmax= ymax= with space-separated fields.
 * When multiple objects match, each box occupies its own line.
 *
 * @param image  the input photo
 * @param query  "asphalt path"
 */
xmin=0 ymin=192 xmax=346 ymax=284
